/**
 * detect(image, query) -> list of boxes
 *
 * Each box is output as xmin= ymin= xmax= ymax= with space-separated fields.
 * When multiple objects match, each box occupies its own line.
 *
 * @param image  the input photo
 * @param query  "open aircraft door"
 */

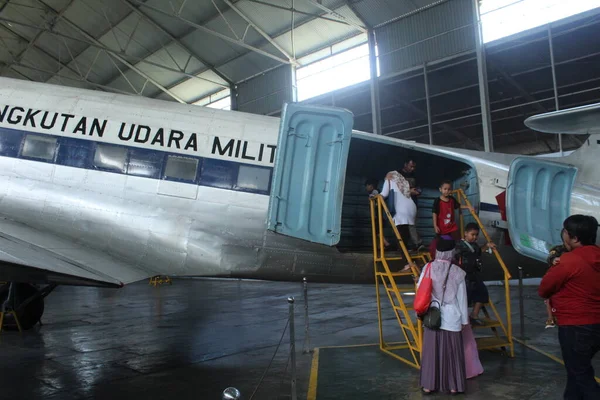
xmin=506 ymin=157 xmax=577 ymax=262
xmin=267 ymin=103 xmax=354 ymax=246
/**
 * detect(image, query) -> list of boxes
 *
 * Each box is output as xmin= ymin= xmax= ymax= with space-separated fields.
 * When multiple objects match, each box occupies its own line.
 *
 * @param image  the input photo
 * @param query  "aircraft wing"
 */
xmin=0 ymin=217 xmax=149 ymax=288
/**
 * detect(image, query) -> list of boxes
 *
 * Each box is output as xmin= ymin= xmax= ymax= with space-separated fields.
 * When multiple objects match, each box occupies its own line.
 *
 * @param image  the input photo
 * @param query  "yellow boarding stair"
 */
xmin=369 ymin=190 xmax=514 ymax=370
xmin=454 ymin=189 xmax=514 ymax=357
xmin=369 ymin=195 xmax=431 ymax=369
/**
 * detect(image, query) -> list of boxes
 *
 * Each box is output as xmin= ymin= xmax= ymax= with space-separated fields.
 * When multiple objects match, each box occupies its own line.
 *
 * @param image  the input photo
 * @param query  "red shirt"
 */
xmin=433 ymin=196 xmax=459 ymax=235
xmin=538 ymin=245 xmax=600 ymax=326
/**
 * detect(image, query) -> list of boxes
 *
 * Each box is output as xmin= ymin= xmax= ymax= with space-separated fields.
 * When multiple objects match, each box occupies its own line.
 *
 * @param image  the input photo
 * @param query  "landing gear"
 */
xmin=0 ymin=282 xmax=56 ymax=331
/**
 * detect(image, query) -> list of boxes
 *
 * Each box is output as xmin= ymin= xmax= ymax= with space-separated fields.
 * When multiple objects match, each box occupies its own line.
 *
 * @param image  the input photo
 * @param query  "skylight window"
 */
xmin=296 ymin=43 xmax=371 ymax=102
xmin=481 ymin=0 xmax=600 ymax=43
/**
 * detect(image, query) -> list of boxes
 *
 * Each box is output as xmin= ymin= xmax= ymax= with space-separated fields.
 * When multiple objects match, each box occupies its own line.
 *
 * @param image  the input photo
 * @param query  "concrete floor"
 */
xmin=313 ymin=344 xmax=567 ymax=399
xmin=0 ymin=278 xmax=597 ymax=399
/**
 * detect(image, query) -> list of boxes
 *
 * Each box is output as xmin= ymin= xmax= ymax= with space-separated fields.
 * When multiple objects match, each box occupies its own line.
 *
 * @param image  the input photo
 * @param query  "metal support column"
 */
xmin=548 ymin=25 xmax=563 ymax=155
xmin=518 ymin=266 xmax=525 ymax=340
xmin=472 ymin=0 xmax=493 ymax=152
xmin=289 ymin=0 xmax=298 ymax=103
xmin=230 ymin=85 xmax=239 ymax=111
xmin=368 ymin=29 xmax=382 ymax=135
xmin=423 ymin=63 xmax=433 ymax=144
xmin=290 ymin=65 xmax=298 ymax=103
xmin=288 ymin=297 xmax=297 ymax=400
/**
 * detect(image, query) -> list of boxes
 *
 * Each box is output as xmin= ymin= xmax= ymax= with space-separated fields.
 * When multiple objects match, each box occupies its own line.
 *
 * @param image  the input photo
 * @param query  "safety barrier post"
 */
xmin=302 ymin=277 xmax=312 ymax=354
xmin=288 ymin=297 xmax=298 ymax=400
xmin=518 ymin=267 xmax=525 ymax=340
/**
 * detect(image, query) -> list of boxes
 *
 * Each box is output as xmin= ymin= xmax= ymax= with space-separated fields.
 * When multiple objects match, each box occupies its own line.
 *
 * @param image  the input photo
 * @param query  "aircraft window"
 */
xmin=127 ymin=149 xmax=163 ymax=179
xmin=0 ymin=129 xmax=24 ymax=157
xmin=93 ymin=144 xmax=128 ymax=173
xmin=164 ymin=155 xmax=198 ymax=181
xmin=21 ymin=134 xmax=57 ymax=161
xmin=236 ymin=165 xmax=271 ymax=192
xmin=57 ymin=139 xmax=93 ymax=168
xmin=199 ymin=158 xmax=236 ymax=189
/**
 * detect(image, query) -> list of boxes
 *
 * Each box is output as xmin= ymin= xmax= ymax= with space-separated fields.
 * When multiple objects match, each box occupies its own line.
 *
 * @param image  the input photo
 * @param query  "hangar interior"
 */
xmin=1 ymin=0 xmax=599 ymax=155
xmin=1 ymin=1 xmax=600 ymax=399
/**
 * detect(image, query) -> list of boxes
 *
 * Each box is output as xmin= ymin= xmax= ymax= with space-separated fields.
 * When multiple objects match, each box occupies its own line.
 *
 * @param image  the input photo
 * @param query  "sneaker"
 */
xmin=470 ymin=316 xmax=485 ymax=326
xmin=545 ymin=319 xmax=556 ymax=329
xmin=416 ymin=244 xmax=427 ymax=253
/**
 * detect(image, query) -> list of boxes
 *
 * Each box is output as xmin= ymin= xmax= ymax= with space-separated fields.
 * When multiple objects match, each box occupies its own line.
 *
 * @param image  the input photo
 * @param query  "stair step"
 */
xmin=376 ymin=271 xmax=414 ymax=277
xmin=476 ymin=336 xmax=511 ymax=350
xmin=385 ymin=287 xmax=417 ymax=294
xmin=388 ymin=271 xmax=414 ymax=277
xmin=471 ymin=319 xmax=503 ymax=329
xmin=393 ymin=305 xmax=415 ymax=313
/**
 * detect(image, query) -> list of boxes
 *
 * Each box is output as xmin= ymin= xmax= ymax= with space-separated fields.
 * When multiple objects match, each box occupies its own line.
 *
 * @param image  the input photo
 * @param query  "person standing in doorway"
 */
xmin=399 ymin=158 xmax=424 ymax=251
xmin=538 ymin=215 xmax=600 ymax=400
xmin=379 ymin=171 xmax=417 ymax=251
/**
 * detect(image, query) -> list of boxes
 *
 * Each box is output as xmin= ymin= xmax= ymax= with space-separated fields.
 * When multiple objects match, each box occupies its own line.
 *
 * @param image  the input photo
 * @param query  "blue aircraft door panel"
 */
xmin=267 ymin=103 xmax=353 ymax=246
xmin=506 ymin=157 xmax=577 ymax=261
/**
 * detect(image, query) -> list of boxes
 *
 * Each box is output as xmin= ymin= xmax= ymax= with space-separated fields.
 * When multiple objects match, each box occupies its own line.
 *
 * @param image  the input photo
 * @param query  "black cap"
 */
xmin=436 ymin=237 xmax=456 ymax=252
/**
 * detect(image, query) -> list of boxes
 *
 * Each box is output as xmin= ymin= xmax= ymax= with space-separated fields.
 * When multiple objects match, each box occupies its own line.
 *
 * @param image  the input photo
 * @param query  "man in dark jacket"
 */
xmin=538 ymin=214 xmax=600 ymax=399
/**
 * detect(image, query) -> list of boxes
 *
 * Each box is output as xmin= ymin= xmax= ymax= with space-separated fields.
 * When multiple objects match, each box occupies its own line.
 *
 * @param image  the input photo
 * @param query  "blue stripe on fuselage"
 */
xmin=0 ymin=126 xmax=507 ymax=212
xmin=0 ymin=126 xmax=273 ymax=196
xmin=479 ymin=202 xmax=500 ymax=213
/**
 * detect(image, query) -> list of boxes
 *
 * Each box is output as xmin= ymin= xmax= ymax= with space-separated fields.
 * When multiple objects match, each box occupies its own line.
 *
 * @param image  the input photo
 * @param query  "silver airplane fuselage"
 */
xmin=1 ymin=77 xmax=598 ymax=287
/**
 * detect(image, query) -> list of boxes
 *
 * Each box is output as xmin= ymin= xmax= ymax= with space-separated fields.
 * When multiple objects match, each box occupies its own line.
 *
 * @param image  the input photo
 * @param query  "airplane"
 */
xmin=0 ymin=76 xmax=598 ymax=330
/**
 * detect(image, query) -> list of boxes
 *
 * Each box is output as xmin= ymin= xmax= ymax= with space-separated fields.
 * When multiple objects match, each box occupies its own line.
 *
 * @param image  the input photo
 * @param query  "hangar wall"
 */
xmin=300 ymin=5 xmax=600 ymax=154
xmin=235 ymin=65 xmax=296 ymax=115
xmin=375 ymin=0 xmax=475 ymax=77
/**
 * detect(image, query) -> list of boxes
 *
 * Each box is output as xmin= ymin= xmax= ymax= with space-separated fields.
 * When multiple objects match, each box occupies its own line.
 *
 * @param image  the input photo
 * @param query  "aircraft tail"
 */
xmin=565 ymin=134 xmax=600 ymax=187
xmin=524 ymin=103 xmax=600 ymax=185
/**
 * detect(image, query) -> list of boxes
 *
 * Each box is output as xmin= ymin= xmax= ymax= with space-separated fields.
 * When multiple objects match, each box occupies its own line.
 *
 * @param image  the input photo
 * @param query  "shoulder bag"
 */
xmin=414 ymin=263 xmax=432 ymax=315
xmin=385 ymin=179 xmax=396 ymax=215
xmin=421 ymin=263 xmax=452 ymax=330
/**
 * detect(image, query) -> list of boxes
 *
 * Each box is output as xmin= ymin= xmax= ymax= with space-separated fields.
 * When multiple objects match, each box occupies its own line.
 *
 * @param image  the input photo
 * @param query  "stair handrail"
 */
xmin=369 ymin=195 xmax=421 ymax=275
xmin=453 ymin=188 xmax=513 ymax=356
xmin=453 ymin=189 xmax=512 ymax=279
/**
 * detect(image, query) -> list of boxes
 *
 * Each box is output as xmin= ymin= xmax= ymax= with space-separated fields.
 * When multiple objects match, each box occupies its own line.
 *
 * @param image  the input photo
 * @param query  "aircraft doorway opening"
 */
xmin=336 ymin=138 xmax=480 ymax=253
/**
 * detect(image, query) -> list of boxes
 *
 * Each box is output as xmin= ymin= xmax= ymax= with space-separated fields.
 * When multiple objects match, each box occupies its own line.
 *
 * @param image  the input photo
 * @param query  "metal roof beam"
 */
xmin=1 ymin=0 xmax=75 ymax=75
xmin=346 ymin=0 xmax=370 ymax=28
xmin=130 ymin=0 xmax=291 ymax=65
xmin=247 ymin=0 xmax=360 ymax=27
xmin=36 ymin=0 xmax=187 ymax=103
xmin=9 ymin=62 xmax=134 ymax=95
xmin=0 ymin=23 xmax=101 ymax=88
xmin=307 ymin=0 xmax=366 ymax=33
xmin=0 ymin=1 xmax=10 ymax=14
xmin=0 ymin=14 xmax=226 ymax=91
xmin=222 ymin=0 xmax=296 ymax=63
xmin=121 ymin=0 xmax=234 ymax=86
xmin=0 ymin=61 xmax=32 ymax=80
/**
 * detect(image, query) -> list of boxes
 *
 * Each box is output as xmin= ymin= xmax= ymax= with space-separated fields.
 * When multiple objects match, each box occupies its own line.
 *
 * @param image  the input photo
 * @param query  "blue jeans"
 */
xmin=558 ymin=324 xmax=600 ymax=399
